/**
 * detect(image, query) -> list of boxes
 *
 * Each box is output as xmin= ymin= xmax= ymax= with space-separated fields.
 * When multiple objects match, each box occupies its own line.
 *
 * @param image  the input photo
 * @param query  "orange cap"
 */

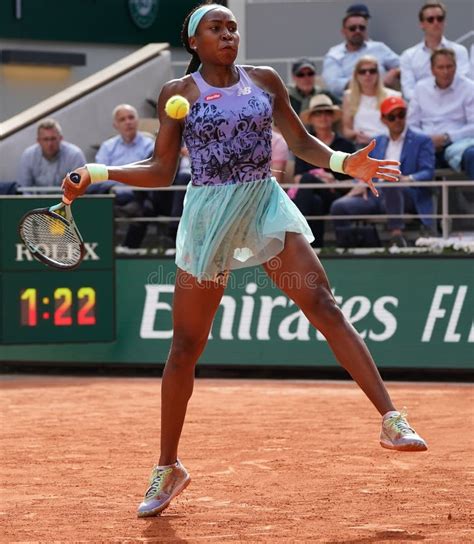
xmin=380 ymin=96 xmax=407 ymax=116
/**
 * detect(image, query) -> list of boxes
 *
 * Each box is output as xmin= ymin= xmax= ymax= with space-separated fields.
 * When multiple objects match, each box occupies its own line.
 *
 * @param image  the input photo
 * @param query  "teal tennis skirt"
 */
xmin=175 ymin=177 xmax=314 ymax=282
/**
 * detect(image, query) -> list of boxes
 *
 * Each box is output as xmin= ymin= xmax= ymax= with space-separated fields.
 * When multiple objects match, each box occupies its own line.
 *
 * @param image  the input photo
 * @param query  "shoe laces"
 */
xmin=385 ymin=409 xmax=415 ymax=435
xmin=145 ymin=467 xmax=170 ymax=499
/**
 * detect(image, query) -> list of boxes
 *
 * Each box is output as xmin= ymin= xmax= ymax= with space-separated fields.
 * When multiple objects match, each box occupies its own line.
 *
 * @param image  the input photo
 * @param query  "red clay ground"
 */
xmin=1 ymin=376 xmax=473 ymax=543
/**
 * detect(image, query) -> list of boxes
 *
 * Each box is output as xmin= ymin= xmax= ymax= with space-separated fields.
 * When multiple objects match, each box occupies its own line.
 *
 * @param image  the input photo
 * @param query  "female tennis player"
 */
xmin=63 ymin=2 xmax=427 ymax=518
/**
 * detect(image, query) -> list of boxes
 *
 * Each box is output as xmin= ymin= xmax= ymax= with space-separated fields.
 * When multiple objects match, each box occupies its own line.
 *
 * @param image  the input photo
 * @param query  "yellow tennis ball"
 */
xmin=50 ymin=219 xmax=65 ymax=236
xmin=165 ymin=95 xmax=190 ymax=120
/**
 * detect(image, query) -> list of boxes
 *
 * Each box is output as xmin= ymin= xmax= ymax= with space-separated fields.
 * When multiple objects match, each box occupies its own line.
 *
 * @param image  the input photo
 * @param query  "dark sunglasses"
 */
xmin=424 ymin=14 xmax=445 ymax=23
xmin=357 ymin=67 xmax=378 ymax=75
xmin=296 ymin=71 xmax=315 ymax=77
xmin=385 ymin=110 xmax=407 ymax=122
xmin=347 ymin=24 xmax=366 ymax=32
xmin=313 ymin=109 xmax=335 ymax=115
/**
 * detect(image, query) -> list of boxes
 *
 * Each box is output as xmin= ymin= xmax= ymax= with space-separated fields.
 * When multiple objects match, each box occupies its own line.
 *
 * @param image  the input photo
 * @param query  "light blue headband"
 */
xmin=188 ymin=4 xmax=220 ymax=38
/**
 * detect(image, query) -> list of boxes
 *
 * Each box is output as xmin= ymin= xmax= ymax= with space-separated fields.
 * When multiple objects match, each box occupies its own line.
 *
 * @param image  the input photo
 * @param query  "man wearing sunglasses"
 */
xmin=287 ymin=58 xmax=339 ymax=116
xmin=330 ymin=96 xmax=435 ymax=247
xmin=322 ymin=3 xmax=400 ymax=100
xmin=400 ymin=2 xmax=470 ymax=101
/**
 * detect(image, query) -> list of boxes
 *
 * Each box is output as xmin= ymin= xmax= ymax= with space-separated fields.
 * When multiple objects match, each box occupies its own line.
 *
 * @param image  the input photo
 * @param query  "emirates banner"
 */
xmin=1 ymin=258 xmax=473 ymax=369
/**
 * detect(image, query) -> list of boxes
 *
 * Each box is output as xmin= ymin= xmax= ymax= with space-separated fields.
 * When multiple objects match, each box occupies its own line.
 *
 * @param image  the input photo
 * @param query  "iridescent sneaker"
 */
xmin=137 ymin=459 xmax=191 ymax=517
xmin=380 ymin=410 xmax=428 ymax=452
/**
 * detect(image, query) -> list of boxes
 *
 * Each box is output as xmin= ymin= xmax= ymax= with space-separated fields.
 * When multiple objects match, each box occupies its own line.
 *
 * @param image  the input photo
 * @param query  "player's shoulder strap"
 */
xmin=189 ymin=70 xmax=208 ymax=94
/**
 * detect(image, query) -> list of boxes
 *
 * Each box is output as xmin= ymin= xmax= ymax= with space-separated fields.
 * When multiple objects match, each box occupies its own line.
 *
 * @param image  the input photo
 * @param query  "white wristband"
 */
xmin=85 ymin=163 xmax=109 ymax=183
xmin=329 ymin=151 xmax=350 ymax=174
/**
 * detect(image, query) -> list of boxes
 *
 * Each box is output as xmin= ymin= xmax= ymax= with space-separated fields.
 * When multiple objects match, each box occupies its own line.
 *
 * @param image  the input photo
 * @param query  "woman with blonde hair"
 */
xmin=343 ymin=55 xmax=400 ymax=146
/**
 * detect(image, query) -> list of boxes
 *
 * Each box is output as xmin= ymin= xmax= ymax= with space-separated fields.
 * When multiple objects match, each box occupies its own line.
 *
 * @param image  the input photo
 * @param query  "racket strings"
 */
xmin=21 ymin=212 xmax=83 ymax=266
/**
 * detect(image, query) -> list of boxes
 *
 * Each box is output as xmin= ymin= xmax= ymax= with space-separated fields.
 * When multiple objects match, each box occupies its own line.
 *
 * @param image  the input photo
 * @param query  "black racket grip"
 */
xmin=69 ymin=172 xmax=81 ymax=183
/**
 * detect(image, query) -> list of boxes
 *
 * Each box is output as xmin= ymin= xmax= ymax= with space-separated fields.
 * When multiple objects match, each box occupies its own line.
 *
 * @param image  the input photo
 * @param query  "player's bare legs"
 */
xmin=160 ymin=269 xmax=225 ymax=465
xmin=262 ymin=233 xmax=426 ymax=452
xmin=138 ymin=269 xmax=225 ymax=517
xmin=263 ymin=232 xmax=395 ymax=415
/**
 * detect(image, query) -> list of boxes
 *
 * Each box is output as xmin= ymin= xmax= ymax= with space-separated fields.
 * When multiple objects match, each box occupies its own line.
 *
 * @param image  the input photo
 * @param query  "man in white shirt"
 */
xmin=407 ymin=48 xmax=474 ymax=180
xmin=400 ymin=2 xmax=470 ymax=101
xmin=322 ymin=3 xmax=400 ymax=100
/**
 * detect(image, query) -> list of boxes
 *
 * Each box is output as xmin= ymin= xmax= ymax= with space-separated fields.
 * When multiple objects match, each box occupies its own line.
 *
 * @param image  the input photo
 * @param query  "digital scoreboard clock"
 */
xmin=0 ymin=196 xmax=115 ymax=344
xmin=1 ymin=271 xmax=114 ymax=344
xmin=20 ymin=287 xmax=97 ymax=327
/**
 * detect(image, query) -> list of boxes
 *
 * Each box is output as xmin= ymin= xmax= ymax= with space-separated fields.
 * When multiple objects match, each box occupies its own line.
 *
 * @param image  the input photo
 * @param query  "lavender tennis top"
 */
xmin=183 ymin=65 xmax=273 ymax=186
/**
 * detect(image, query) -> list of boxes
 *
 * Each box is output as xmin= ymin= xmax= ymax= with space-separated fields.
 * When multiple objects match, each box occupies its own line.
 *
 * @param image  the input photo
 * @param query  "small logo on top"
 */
xmin=237 ymin=86 xmax=251 ymax=96
xmin=205 ymin=93 xmax=222 ymax=101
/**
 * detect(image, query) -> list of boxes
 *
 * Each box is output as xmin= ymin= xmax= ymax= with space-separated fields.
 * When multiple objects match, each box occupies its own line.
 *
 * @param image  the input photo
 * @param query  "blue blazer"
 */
xmin=370 ymin=128 xmax=435 ymax=217
xmin=371 ymin=128 xmax=435 ymax=181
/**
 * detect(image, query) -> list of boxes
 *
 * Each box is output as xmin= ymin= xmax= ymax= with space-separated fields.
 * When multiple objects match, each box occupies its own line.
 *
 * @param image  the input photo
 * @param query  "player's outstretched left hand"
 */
xmin=344 ymin=139 xmax=400 ymax=197
xmin=61 ymin=167 xmax=91 ymax=202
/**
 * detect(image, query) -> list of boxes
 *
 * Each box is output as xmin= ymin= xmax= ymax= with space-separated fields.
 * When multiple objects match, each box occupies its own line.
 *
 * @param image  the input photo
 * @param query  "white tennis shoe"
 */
xmin=137 ymin=459 xmax=191 ymax=517
xmin=380 ymin=410 xmax=428 ymax=452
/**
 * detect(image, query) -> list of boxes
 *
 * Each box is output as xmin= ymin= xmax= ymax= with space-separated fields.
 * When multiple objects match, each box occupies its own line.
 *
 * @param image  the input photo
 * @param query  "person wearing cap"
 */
xmin=331 ymin=95 xmax=435 ymax=247
xmin=400 ymin=2 xmax=470 ymax=102
xmin=345 ymin=3 xmax=370 ymax=18
xmin=289 ymin=94 xmax=355 ymax=246
xmin=287 ymin=57 xmax=339 ymax=117
xmin=408 ymin=48 xmax=474 ymax=181
xmin=322 ymin=4 xmax=400 ymax=100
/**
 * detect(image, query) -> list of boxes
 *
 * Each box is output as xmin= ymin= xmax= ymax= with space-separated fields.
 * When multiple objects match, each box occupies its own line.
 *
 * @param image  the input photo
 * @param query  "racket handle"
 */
xmin=69 ymin=172 xmax=81 ymax=183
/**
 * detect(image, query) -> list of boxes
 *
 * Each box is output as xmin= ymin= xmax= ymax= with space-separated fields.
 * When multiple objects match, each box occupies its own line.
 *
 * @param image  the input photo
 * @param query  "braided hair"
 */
xmin=181 ymin=1 xmax=226 ymax=75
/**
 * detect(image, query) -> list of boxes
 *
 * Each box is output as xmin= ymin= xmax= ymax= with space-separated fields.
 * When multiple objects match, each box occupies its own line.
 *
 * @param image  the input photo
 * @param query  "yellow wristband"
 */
xmin=85 ymin=163 xmax=108 ymax=183
xmin=329 ymin=151 xmax=350 ymax=174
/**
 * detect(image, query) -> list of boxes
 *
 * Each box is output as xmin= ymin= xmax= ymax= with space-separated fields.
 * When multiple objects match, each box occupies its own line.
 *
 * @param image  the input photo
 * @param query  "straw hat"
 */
xmin=300 ymin=94 xmax=341 ymax=124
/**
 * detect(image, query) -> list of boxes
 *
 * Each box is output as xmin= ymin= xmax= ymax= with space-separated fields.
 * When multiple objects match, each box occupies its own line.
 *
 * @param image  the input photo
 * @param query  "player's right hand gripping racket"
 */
xmin=18 ymin=172 xmax=85 ymax=270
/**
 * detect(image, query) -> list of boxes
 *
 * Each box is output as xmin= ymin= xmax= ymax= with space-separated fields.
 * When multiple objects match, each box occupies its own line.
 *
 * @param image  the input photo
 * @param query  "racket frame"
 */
xmin=18 ymin=201 xmax=86 ymax=270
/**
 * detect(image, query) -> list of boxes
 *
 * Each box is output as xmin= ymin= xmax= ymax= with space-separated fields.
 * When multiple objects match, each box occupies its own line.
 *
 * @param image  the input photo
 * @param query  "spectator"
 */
xmin=407 ymin=48 xmax=474 ymax=180
xmin=271 ymin=126 xmax=289 ymax=184
xmin=331 ymin=96 xmax=436 ymax=247
xmin=290 ymin=94 xmax=355 ymax=246
xmin=287 ymin=58 xmax=339 ymax=116
xmin=90 ymin=104 xmax=155 ymax=194
xmin=400 ymin=1 xmax=470 ymax=101
xmin=322 ymin=3 xmax=400 ymax=100
xmin=342 ymin=56 xmax=401 ymax=146
xmin=17 ymin=119 xmax=85 ymax=188
xmin=91 ymin=104 xmax=157 ymax=249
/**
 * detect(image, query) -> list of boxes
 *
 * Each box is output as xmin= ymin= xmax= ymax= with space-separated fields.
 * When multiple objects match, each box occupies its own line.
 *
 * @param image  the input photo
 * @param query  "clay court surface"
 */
xmin=1 ymin=376 xmax=473 ymax=543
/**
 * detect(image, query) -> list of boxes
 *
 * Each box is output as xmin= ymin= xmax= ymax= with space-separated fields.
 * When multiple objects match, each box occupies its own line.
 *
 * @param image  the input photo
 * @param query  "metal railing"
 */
xmin=16 ymin=179 xmax=474 ymax=240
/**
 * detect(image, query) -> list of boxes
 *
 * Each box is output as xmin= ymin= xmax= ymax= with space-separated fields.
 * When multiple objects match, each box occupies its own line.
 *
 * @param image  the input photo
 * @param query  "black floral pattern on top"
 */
xmin=183 ymin=92 xmax=273 ymax=185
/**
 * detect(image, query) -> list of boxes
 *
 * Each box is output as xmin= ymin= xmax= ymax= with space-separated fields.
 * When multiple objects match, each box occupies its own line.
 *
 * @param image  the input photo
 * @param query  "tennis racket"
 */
xmin=18 ymin=172 xmax=85 ymax=270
